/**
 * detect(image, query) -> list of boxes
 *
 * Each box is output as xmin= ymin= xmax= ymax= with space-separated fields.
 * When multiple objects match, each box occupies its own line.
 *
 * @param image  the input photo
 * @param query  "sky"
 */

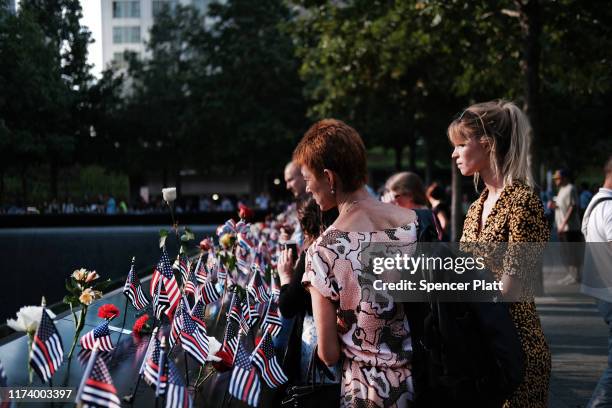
xmin=81 ymin=0 xmax=103 ymax=78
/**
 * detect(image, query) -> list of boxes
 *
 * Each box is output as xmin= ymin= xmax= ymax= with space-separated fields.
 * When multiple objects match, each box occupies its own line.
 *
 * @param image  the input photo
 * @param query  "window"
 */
xmin=152 ymin=0 xmax=179 ymax=17
xmin=112 ymin=26 xmax=141 ymax=44
xmin=112 ymin=1 xmax=140 ymax=18
xmin=113 ymin=51 xmax=140 ymax=66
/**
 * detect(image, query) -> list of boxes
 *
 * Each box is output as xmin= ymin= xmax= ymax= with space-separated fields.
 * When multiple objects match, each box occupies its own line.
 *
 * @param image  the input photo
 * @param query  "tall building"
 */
xmin=100 ymin=0 xmax=212 ymax=69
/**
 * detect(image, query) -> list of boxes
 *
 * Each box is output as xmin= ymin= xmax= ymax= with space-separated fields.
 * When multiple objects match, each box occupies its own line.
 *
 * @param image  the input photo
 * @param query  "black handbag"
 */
xmin=281 ymin=346 xmax=340 ymax=407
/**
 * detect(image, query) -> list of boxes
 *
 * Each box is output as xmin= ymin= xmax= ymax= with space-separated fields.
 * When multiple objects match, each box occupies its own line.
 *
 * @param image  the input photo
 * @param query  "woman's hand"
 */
xmin=278 ymin=248 xmax=294 ymax=286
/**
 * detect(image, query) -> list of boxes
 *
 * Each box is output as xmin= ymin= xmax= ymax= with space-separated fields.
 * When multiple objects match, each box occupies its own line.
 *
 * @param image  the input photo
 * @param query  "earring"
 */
xmin=330 ymin=187 xmax=335 ymax=195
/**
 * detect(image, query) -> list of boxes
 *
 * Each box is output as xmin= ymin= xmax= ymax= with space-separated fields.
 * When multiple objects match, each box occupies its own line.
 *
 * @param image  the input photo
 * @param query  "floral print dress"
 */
xmin=303 ymin=223 xmax=418 ymax=408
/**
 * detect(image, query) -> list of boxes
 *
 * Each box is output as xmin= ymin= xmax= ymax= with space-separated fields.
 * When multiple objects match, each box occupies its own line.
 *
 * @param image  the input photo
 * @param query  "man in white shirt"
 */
xmin=552 ymin=168 xmax=584 ymax=284
xmin=583 ymin=156 xmax=612 ymax=408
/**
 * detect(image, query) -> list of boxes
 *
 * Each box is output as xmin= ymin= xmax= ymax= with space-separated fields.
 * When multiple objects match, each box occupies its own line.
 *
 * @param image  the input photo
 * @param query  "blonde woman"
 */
xmin=448 ymin=100 xmax=551 ymax=407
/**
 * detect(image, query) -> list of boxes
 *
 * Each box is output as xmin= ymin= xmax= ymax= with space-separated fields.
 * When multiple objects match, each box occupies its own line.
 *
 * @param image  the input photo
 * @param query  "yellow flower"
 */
xmin=79 ymin=288 xmax=96 ymax=305
xmin=85 ymin=271 xmax=99 ymax=283
xmin=72 ymin=268 xmax=88 ymax=281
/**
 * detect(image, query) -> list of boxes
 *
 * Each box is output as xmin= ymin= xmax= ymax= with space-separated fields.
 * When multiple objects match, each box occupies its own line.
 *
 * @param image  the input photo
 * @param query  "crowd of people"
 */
xmin=269 ymin=100 xmax=612 ymax=408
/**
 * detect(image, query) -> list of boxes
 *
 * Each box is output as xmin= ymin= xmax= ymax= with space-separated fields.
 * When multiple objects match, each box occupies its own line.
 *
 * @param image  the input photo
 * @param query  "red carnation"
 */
xmin=97 ymin=304 xmax=120 ymax=320
xmin=212 ymin=349 xmax=233 ymax=372
xmin=238 ymin=203 xmax=254 ymax=221
xmin=132 ymin=315 xmax=150 ymax=335
xmin=199 ymin=238 xmax=212 ymax=251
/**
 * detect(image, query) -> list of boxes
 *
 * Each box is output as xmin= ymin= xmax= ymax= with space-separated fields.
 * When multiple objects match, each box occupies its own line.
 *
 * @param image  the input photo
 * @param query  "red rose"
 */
xmin=238 ymin=203 xmax=254 ymax=221
xmin=132 ymin=315 xmax=150 ymax=335
xmin=97 ymin=304 xmax=120 ymax=320
xmin=212 ymin=349 xmax=234 ymax=372
xmin=199 ymin=238 xmax=212 ymax=251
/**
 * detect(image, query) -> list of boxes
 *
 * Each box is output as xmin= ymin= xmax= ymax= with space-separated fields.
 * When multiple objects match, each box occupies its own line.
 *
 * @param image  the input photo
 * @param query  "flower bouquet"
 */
xmin=63 ymin=268 xmax=110 ymax=358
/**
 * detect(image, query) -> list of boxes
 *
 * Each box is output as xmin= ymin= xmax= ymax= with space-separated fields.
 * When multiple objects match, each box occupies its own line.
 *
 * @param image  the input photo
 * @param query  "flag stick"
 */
xmin=111 ymin=296 xmax=130 ymax=360
xmin=75 ymin=341 xmax=100 ymax=404
xmin=123 ymin=327 xmax=158 ymax=404
xmin=156 ymin=337 xmax=167 ymax=398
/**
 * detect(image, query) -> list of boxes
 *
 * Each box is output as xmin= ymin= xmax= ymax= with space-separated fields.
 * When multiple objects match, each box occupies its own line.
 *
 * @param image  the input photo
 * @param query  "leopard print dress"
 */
xmin=461 ymin=181 xmax=551 ymax=408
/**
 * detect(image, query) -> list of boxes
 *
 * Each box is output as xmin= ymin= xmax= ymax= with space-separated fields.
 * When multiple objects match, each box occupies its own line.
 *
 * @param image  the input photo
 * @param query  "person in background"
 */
xmin=277 ymin=197 xmax=328 ymax=382
xmin=581 ymin=156 xmax=612 ymax=407
xmin=382 ymin=171 xmax=429 ymax=209
xmin=449 ymin=99 xmax=551 ymax=407
xmin=284 ymin=161 xmax=307 ymax=199
xmin=426 ymin=182 xmax=451 ymax=241
xmin=551 ymin=169 xmax=584 ymax=284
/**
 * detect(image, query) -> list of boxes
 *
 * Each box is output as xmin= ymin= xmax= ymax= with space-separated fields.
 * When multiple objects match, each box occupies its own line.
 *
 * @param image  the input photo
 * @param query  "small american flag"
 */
xmin=237 ymin=231 xmax=255 ymax=252
xmin=150 ymin=247 xmax=181 ymax=317
xmin=189 ymin=299 xmax=207 ymax=335
xmin=165 ymin=360 xmax=192 ymax=408
xmin=80 ymin=321 xmax=114 ymax=351
xmin=183 ymin=266 xmax=199 ymax=299
xmin=175 ymin=254 xmax=190 ymax=287
xmin=199 ymin=280 xmax=221 ymax=305
xmin=143 ymin=336 xmax=167 ymax=394
xmin=251 ymin=330 xmax=287 ymax=388
xmin=194 ymin=254 xmax=207 ymax=284
xmin=228 ymin=296 xmax=249 ymax=335
xmin=229 ymin=340 xmax=260 ymax=407
xmin=262 ymin=298 xmax=282 ymax=338
xmin=222 ymin=294 xmax=241 ymax=360
xmin=247 ymin=269 xmax=270 ymax=304
xmin=30 ymin=308 xmax=63 ymax=383
xmin=169 ymin=299 xmax=185 ymax=349
xmin=78 ymin=355 xmax=121 ymax=408
xmin=216 ymin=219 xmax=236 ymax=236
xmin=180 ymin=305 xmax=210 ymax=365
xmin=241 ymin=293 xmax=259 ymax=329
xmin=123 ymin=259 xmax=150 ymax=310
xmin=217 ymin=261 xmax=227 ymax=282
xmin=153 ymin=279 xmax=170 ymax=320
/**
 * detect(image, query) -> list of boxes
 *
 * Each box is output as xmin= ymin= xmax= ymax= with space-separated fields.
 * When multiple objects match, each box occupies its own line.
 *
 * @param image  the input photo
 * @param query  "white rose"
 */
xmin=162 ymin=187 xmax=177 ymax=203
xmin=6 ymin=306 xmax=43 ymax=334
xmin=206 ymin=336 xmax=223 ymax=362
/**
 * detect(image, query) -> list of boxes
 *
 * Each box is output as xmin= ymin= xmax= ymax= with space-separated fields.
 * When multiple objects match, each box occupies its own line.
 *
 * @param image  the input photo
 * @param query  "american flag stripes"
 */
xmin=247 ymin=270 xmax=270 ymax=304
xmin=194 ymin=254 xmax=207 ymax=284
xmin=180 ymin=306 xmax=210 ymax=365
xmin=183 ymin=267 xmax=199 ymax=299
xmin=262 ymin=298 xmax=282 ymax=338
xmin=176 ymin=254 xmax=190 ymax=287
xmin=123 ymin=260 xmax=150 ymax=310
xmin=153 ymin=279 xmax=170 ymax=320
xmin=217 ymin=261 xmax=227 ymax=282
xmin=199 ymin=280 xmax=221 ymax=305
xmin=250 ymin=330 xmax=287 ymax=388
xmin=241 ymin=294 xmax=259 ymax=329
xmin=228 ymin=296 xmax=250 ymax=335
xmin=229 ymin=341 xmax=261 ymax=407
xmin=150 ymin=247 xmax=181 ymax=318
xmin=29 ymin=308 xmax=63 ymax=383
xmin=143 ymin=336 xmax=168 ymax=393
xmin=222 ymin=294 xmax=241 ymax=361
xmin=169 ymin=300 xmax=185 ymax=349
xmin=165 ymin=360 xmax=192 ymax=408
xmin=78 ymin=355 xmax=121 ymax=408
xmin=80 ymin=321 xmax=114 ymax=351
xmin=189 ymin=299 xmax=207 ymax=335
xmin=237 ymin=232 xmax=255 ymax=252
